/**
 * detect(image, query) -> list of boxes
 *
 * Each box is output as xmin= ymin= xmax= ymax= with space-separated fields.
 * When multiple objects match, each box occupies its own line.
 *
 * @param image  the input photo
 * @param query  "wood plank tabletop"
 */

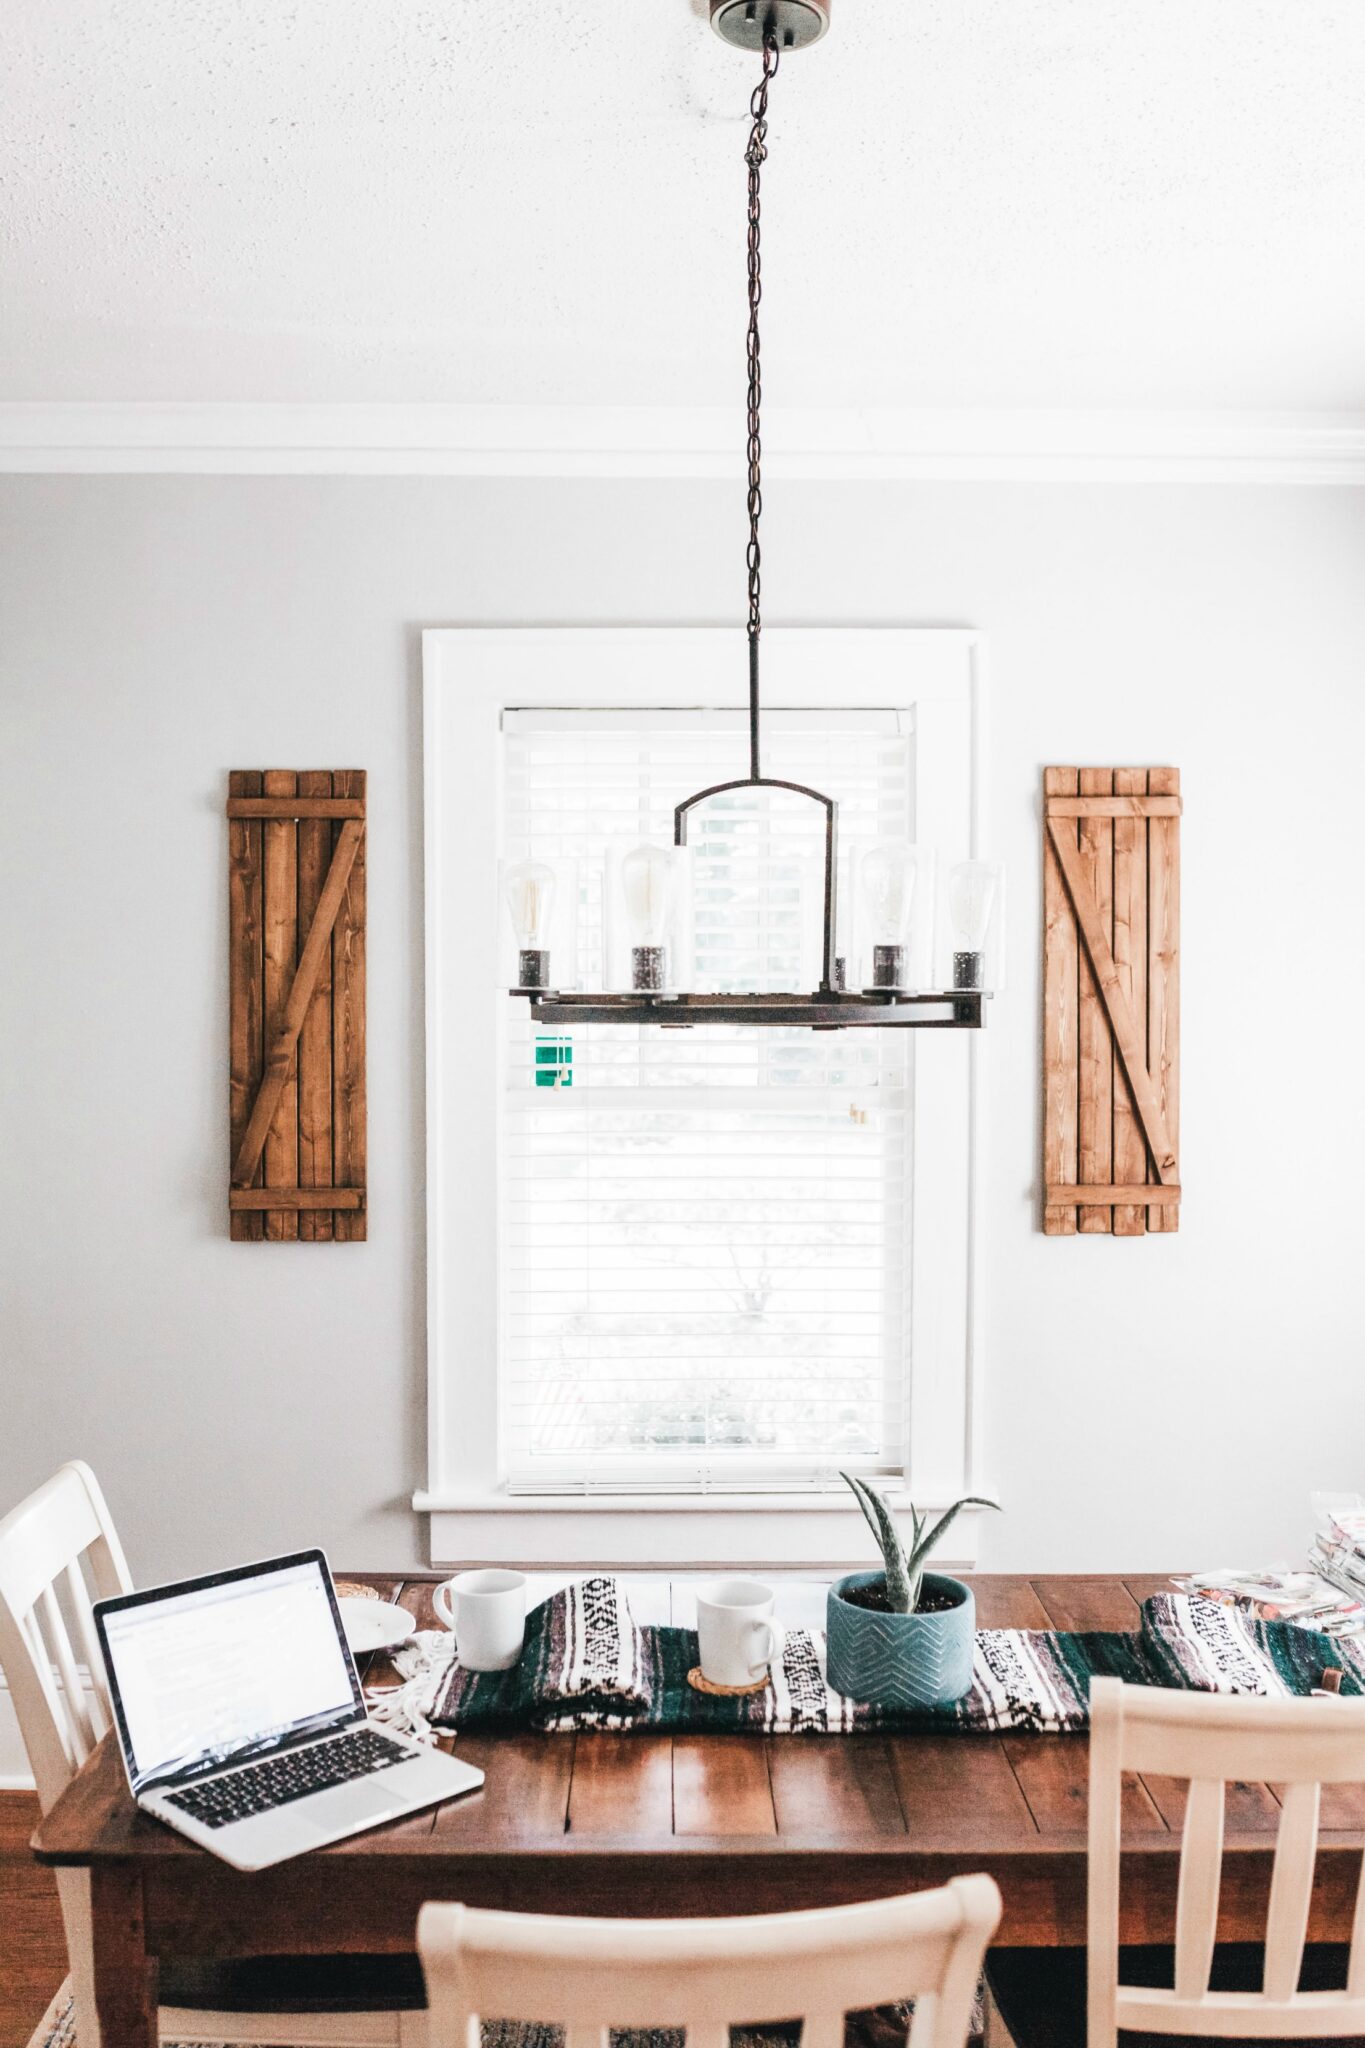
xmin=31 ymin=1573 xmax=1365 ymax=1951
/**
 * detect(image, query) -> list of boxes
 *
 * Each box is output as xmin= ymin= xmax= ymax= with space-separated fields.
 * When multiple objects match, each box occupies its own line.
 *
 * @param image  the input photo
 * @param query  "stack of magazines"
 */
xmin=1172 ymin=1567 xmax=1365 ymax=1636
xmin=1309 ymin=1498 xmax=1365 ymax=1623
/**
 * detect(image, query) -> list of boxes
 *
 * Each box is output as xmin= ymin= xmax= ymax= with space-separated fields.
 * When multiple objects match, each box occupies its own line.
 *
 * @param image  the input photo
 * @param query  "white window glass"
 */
xmin=499 ymin=709 xmax=916 ymax=1493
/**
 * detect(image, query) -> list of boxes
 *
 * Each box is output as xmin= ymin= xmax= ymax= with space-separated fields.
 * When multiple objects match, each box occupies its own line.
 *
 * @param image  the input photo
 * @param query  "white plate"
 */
xmin=338 ymin=1596 xmax=416 ymax=1655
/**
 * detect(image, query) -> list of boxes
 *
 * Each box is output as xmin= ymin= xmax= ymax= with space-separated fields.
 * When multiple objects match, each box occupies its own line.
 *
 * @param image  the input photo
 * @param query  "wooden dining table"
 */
xmin=31 ymin=1572 xmax=1365 ymax=2048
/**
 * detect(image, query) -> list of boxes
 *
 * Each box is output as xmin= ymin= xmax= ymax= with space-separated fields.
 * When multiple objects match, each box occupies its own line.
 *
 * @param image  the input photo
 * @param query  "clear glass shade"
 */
xmin=859 ymin=841 xmax=918 ymax=944
xmin=947 ymin=859 xmax=999 ymax=949
xmin=504 ymin=860 xmax=557 ymax=948
xmin=621 ymin=842 xmax=675 ymax=945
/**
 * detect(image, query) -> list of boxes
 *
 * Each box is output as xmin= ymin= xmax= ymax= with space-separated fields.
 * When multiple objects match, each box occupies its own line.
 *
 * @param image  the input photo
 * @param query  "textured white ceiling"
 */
xmin=5 ymin=1 xmax=1365 ymax=407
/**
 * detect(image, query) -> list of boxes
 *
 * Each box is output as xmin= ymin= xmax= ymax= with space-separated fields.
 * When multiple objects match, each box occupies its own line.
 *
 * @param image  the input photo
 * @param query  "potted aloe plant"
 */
xmin=826 ymin=1474 xmax=998 ymax=1708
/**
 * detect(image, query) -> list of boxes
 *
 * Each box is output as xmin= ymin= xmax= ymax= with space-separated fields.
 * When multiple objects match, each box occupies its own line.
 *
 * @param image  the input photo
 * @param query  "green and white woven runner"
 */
xmin=370 ymin=1577 xmax=1364 ymax=1744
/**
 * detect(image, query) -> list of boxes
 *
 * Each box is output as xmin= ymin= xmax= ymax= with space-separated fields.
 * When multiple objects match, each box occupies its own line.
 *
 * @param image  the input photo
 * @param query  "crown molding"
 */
xmin=2 ymin=402 xmax=1365 ymax=481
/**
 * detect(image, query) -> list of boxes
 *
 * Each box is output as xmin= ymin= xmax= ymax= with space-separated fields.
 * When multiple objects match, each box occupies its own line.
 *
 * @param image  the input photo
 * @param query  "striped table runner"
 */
xmin=370 ymin=1578 xmax=1364 ymax=1743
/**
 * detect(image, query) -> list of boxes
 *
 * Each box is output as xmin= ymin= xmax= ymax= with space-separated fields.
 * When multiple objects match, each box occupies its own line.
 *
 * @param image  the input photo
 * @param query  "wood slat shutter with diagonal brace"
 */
xmin=1042 ymin=766 xmax=1180 ymax=1235
xmin=227 ymin=770 xmax=367 ymax=1240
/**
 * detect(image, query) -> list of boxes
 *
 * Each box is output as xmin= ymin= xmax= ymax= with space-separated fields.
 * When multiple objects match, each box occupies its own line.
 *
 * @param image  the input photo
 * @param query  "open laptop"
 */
xmin=94 ymin=1548 xmax=483 ymax=1871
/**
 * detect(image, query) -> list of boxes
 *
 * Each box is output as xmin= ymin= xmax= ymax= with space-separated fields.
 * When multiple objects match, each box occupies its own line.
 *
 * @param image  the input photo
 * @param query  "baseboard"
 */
xmin=0 ymin=1679 xmax=34 ymax=1794
xmin=0 ymin=1680 xmax=34 ymax=1788
xmin=0 ymin=1670 xmax=101 ymax=1792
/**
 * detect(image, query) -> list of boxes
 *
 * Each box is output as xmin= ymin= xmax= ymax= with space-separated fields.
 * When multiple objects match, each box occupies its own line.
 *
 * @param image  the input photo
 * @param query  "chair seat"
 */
xmin=161 ymin=1954 xmax=427 ymax=2014
xmin=985 ymin=1944 xmax=1354 ymax=2048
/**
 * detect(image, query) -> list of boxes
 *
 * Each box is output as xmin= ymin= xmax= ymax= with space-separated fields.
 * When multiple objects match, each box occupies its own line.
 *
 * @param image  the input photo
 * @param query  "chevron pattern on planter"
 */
xmin=826 ymin=1572 xmax=976 ymax=1709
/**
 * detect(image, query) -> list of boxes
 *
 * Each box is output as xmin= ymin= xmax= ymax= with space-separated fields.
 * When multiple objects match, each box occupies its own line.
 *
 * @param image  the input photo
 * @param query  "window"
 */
xmin=501 ymin=711 xmax=914 ymax=1492
xmin=421 ymin=628 xmax=987 ymax=1568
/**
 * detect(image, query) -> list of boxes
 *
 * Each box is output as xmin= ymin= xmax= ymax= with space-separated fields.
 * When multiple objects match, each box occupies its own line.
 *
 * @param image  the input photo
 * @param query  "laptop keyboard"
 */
xmin=165 ymin=1728 xmax=411 ymax=1830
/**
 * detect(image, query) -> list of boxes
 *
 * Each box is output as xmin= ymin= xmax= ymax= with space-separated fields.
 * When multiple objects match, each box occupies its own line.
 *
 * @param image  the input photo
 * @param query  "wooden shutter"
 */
xmin=1043 ymin=767 xmax=1180 ymax=1235
xmin=227 ymin=771 xmax=367 ymax=1241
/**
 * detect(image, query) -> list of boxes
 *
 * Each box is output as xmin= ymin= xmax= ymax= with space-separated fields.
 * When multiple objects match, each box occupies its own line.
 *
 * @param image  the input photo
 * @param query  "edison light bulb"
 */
xmin=505 ymin=860 xmax=556 ymax=991
xmin=621 ymin=842 xmax=674 ymax=991
xmin=860 ymin=841 xmax=918 ymax=990
xmin=947 ymin=859 xmax=999 ymax=991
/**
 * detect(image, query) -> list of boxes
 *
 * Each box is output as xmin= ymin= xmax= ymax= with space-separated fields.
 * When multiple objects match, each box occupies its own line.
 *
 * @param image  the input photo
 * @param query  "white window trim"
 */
xmin=418 ymin=627 xmax=993 ymax=1569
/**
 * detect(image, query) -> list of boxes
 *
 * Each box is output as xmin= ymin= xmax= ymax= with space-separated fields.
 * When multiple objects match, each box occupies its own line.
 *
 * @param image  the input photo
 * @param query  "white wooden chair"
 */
xmin=417 ymin=1876 xmax=1002 ymax=2048
xmin=987 ymin=1673 xmax=1365 ymax=2048
xmin=0 ymin=1461 xmax=424 ymax=2048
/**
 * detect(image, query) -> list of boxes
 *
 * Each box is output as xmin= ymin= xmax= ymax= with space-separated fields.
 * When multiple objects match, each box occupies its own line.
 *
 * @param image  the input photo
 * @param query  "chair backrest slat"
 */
xmin=1173 ymin=1776 xmax=1224 ymax=2000
xmin=20 ymin=1604 xmax=77 ymax=1776
xmin=419 ymin=1880 xmax=1000 ymax=2048
xmin=1089 ymin=1677 xmax=1365 ymax=2045
xmin=906 ymin=1994 xmax=938 ymax=2048
xmin=1346 ymin=1850 xmax=1365 ymax=1998
xmin=0 ymin=1463 xmax=133 ymax=1812
xmin=39 ymin=1582 xmax=96 ymax=1763
xmin=1085 ymin=1669 xmax=1125 ymax=2048
xmin=63 ymin=1560 xmax=111 ymax=1740
xmin=1263 ymin=1780 xmax=1321 ymax=2002
xmin=800 ymin=2010 xmax=846 ymax=2048
xmin=679 ymin=2027 xmax=729 ymax=2048
xmin=562 ymin=2028 xmax=605 ymax=2048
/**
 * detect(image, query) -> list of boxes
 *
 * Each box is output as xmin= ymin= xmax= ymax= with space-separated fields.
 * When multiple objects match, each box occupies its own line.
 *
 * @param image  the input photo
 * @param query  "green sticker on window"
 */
xmin=534 ymin=1034 xmax=573 ymax=1088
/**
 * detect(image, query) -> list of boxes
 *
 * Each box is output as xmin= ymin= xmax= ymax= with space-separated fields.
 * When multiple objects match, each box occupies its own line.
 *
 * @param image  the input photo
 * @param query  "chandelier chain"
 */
xmin=745 ymin=32 xmax=779 ymax=649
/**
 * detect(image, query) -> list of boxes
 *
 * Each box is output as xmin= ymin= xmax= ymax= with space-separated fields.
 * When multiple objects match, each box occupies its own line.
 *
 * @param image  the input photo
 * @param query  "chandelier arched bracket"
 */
xmin=674 ymin=776 xmax=837 ymax=995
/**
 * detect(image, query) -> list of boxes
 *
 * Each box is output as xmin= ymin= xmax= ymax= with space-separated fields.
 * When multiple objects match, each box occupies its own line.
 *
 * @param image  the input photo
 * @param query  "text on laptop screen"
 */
xmin=102 ymin=1559 xmax=357 ymax=1788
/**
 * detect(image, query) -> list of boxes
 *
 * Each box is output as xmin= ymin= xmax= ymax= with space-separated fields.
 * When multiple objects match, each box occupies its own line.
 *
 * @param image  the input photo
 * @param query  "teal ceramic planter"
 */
xmin=826 ymin=1570 xmax=975 ymax=1708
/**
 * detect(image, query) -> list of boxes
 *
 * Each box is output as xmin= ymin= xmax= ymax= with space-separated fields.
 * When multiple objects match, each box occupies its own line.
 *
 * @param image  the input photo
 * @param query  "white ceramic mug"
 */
xmin=695 ymin=1577 xmax=785 ymax=1688
xmin=433 ymin=1568 xmax=527 ymax=1672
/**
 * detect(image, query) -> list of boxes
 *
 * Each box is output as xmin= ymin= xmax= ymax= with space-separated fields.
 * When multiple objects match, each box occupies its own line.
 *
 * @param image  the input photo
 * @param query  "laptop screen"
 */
xmin=96 ymin=1551 xmax=364 ymax=1794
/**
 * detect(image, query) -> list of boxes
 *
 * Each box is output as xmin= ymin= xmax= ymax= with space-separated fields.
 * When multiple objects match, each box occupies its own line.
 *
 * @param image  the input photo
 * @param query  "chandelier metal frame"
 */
xmin=515 ymin=12 xmax=987 ymax=1033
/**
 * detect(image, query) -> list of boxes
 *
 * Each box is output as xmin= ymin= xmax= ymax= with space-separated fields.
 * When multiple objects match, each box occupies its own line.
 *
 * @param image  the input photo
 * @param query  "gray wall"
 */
xmin=3 ymin=476 xmax=1363 ymax=1583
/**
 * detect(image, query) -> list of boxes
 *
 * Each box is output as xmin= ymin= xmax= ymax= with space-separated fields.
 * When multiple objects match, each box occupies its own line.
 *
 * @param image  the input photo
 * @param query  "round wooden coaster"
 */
xmin=687 ymin=1664 xmax=769 ymax=1698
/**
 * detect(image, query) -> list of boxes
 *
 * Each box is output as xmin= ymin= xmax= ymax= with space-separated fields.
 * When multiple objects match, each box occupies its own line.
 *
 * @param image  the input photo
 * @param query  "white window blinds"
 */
xmin=500 ymin=709 xmax=916 ymax=1493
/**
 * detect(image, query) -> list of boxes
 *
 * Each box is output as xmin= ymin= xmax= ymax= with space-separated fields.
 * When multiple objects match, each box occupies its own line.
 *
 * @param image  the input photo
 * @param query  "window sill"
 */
xmin=412 ymin=1490 xmax=988 ymax=1572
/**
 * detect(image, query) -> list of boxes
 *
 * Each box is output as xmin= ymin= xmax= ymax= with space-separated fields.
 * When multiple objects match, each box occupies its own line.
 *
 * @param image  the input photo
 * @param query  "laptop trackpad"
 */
xmin=337 ymin=1782 xmax=409 ymax=1823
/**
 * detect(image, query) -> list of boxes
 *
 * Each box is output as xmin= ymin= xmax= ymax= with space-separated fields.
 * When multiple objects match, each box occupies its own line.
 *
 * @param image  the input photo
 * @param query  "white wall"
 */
xmin=2 ymin=475 xmax=1363 ymax=1583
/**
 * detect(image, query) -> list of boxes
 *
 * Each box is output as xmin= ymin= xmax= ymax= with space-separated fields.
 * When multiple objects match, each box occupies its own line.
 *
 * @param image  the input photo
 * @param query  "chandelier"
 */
xmin=509 ymin=1 xmax=998 ymax=1031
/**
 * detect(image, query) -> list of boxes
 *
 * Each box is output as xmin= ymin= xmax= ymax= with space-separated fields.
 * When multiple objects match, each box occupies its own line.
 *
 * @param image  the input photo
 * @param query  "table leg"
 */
xmin=90 ymin=1864 xmax=159 ymax=2048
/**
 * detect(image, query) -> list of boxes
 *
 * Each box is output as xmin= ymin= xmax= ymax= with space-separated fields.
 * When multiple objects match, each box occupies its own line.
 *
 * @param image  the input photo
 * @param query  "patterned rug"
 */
xmin=369 ymin=1577 xmax=1364 ymax=1745
xmin=31 ymin=1987 xmax=980 ymax=2048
